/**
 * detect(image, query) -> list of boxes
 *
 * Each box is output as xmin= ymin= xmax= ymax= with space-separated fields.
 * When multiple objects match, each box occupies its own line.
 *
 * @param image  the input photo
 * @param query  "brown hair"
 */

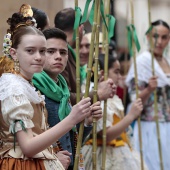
xmin=54 ymin=8 xmax=75 ymax=31
xmin=12 ymin=26 xmax=44 ymax=49
xmin=6 ymin=11 xmax=44 ymax=49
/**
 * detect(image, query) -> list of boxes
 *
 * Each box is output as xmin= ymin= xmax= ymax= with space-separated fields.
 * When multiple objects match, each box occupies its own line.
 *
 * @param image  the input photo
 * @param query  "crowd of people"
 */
xmin=0 ymin=3 xmax=170 ymax=170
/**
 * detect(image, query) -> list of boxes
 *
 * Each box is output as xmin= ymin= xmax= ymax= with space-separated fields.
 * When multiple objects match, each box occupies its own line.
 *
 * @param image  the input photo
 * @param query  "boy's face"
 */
xmin=44 ymin=38 xmax=68 ymax=78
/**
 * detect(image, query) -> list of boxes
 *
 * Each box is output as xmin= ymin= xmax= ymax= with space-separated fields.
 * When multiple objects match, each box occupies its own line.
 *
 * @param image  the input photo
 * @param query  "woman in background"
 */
xmin=126 ymin=19 xmax=170 ymax=170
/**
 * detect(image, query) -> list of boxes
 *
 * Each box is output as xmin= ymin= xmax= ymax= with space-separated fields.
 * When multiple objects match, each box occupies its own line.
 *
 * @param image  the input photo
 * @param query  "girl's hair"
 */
xmin=152 ymin=19 xmax=170 ymax=30
xmin=54 ymin=8 xmax=75 ymax=31
xmin=91 ymin=53 xmax=118 ymax=82
xmin=7 ymin=12 xmax=44 ymax=49
xmin=12 ymin=26 xmax=44 ymax=49
xmin=98 ymin=53 xmax=118 ymax=70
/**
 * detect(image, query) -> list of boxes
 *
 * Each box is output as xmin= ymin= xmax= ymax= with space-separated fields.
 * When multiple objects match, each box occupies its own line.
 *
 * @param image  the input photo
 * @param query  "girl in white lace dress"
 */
xmin=126 ymin=20 xmax=170 ymax=170
xmin=82 ymin=54 xmax=148 ymax=170
xmin=0 ymin=4 xmax=102 ymax=170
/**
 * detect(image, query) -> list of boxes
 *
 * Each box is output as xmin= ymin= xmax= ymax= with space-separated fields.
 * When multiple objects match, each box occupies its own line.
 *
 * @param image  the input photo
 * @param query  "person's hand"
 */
xmin=56 ymin=150 xmax=71 ymax=169
xmin=147 ymin=76 xmax=158 ymax=92
xmin=128 ymin=98 xmax=143 ymax=121
xmin=69 ymin=97 xmax=91 ymax=125
xmin=85 ymin=101 xmax=102 ymax=125
xmin=97 ymin=77 xmax=116 ymax=100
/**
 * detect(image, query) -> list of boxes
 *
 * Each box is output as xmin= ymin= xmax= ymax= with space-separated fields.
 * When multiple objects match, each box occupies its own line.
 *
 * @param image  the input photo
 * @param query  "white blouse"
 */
xmin=1 ymin=94 xmax=34 ymax=134
xmin=0 ymin=73 xmax=44 ymax=134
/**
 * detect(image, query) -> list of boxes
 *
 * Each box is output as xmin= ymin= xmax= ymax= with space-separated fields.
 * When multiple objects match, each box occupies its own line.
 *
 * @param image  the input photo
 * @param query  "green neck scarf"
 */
xmin=33 ymin=71 xmax=72 ymax=125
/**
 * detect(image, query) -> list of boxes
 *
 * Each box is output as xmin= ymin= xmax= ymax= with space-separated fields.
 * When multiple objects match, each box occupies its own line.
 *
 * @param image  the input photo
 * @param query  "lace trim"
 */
xmin=0 ymin=73 xmax=44 ymax=104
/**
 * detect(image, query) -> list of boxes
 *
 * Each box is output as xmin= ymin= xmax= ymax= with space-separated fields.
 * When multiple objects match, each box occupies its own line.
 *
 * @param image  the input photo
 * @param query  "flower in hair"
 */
xmin=2 ymin=33 xmax=12 ymax=59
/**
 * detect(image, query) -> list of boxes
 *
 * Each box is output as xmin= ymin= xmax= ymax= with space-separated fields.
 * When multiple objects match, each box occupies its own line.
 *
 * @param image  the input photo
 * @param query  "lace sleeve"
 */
xmin=1 ymin=94 xmax=34 ymax=133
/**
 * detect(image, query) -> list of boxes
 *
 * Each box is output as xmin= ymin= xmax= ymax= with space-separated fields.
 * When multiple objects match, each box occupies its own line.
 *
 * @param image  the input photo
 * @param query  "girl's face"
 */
xmin=108 ymin=60 xmax=121 ymax=86
xmin=11 ymin=34 xmax=46 ymax=79
xmin=148 ymin=25 xmax=170 ymax=56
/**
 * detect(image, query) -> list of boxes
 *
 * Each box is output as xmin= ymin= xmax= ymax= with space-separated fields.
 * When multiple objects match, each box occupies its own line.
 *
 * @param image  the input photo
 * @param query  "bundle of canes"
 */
xmin=73 ymin=0 xmax=100 ymax=169
xmin=147 ymin=0 xmax=164 ymax=169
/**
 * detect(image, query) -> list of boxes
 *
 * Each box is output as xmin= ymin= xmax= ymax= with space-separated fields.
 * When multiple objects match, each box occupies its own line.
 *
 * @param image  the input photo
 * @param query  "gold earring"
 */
xmin=14 ymin=59 xmax=20 ymax=73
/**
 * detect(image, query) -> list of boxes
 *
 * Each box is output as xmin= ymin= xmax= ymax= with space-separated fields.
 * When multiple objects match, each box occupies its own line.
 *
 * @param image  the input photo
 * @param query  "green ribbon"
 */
xmin=100 ymin=0 xmax=108 ymax=31
xmin=145 ymin=25 xmax=153 ymax=35
xmin=12 ymin=120 xmax=27 ymax=151
xmin=126 ymin=26 xmax=133 ymax=56
xmin=106 ymin=14 xmax=116 ymax=41
xmin=80 ymin=0 xmax=92 ymax=24
xmin=131 ymin=25 xmax=140 ymax=52
xmin=88 ymin=0 xmax=108 ymax=31
xmin=126 ymin=24 xmax=141 ymax=56
xmin=73 ymin=7 xmax=82 ymax=41
xmin=88 ymin=0 xmax=95 ymax=25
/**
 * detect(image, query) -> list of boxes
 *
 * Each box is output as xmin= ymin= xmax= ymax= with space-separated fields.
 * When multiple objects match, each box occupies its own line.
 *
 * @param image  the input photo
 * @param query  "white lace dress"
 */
xmin=82 ymin=95 xmax=148 ymax=170
xmin=0 ymin=73 xmax=64 ymax=170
